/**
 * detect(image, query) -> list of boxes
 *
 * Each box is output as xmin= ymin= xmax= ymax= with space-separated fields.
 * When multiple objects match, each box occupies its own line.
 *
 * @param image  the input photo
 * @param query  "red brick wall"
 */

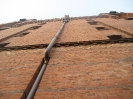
xmin=56 ymin=20 xmax=108 ymax=43
xmin=2 ymin=21 xmax=62 ymax=47
xmin=118 ymin=13 xmax=133 ymax=18
xmin=94 ymin=18 xmax=133 ymax=35
xmin=0 ymin=17 xmax=133 ymax=99
xmin=34 ymin=43 xmax=133 ymax=99
xmin=0 ymin=24 xmax=4 ymax=28
xmin=0 ymin=24 xmax=38 ymax=41
xmin=0 ymin=49 xmax=44 ymax=99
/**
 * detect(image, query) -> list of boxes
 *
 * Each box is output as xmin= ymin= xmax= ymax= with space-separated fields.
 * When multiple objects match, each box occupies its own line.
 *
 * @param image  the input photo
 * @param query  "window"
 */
xmin=0 ymin=27 xmax=10 ymax=31
xmin=0 ymin=43 xmax=10 ymax=48
xmin=88 ymin=21 xmax=98 ymax=25
xmin=30 ymin=26 xmax=42 ymax=30
xmin=107 ymin=35 xmax=122 ymax=40
xmin=15 ymin=32 xmax=30 ymax=37
xmin=96 ymin=27 xmax=110 ymax=31
xmin=125 ymin=17 xmax=133 ymax=20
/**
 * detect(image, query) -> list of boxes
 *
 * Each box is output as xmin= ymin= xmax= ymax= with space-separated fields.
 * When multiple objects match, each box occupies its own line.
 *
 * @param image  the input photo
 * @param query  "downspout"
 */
xmin=26 ymin=21 xmax=66 ymax=99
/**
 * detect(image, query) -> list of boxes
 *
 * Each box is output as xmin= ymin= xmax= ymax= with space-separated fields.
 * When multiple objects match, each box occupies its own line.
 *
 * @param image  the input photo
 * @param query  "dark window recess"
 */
xmin=30 ymin=26 xmax=42 ymax=30
xmin=86 ymin=19 xmax=89 ymax=21
xmin=88 ymin=22 xmax=98 ymax=25
xmin=96 ymin=27 xmax=110 ymax=31
xmin=125 ymin=17 xmax=133 ymax=20
xmin=107 ymin=35 xmax=122 ymax=40
xmin=0 ymin=43 xmax=10 ymax=48
xmin=15 ymin=32 xmax=30 ymax=37
xmin=0 ymin=27 xmax=10 ymax=31
xmin=38 ymin=22 xmax=46 ymax=25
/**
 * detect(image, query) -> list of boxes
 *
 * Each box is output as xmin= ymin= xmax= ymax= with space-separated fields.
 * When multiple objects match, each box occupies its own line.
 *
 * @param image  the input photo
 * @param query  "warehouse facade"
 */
xmin=0 ymin=14 xmax=133 ymax=99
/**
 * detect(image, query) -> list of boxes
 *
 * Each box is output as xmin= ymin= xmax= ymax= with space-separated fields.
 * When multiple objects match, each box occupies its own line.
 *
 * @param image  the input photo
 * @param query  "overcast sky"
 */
xmin=0 ymin=0 xmax=133 ymax=24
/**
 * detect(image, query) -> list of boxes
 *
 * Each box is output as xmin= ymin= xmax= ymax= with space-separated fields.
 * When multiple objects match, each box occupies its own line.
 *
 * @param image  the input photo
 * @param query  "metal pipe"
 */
xmin=44 ymin=21 xmax=66 ymax=62
xmin=26 ymin=21 xmax=66 ymax=99
xmin=26 ymin=63 xmax=48 ymax=99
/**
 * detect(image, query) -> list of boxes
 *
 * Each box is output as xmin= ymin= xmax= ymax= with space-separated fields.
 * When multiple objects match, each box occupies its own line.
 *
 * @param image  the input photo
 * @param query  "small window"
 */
xmin=125 ymin=17 xmax=133 ymax=20
xmin=38 ymin=22 xmax=46 ymax=25
xmin=0 ymin=43 xmax=10 ymax=48
xmin=96 ymin=27 xmax=110 ymax=31
xmin=88 ymin=21 xmax=98 ymax=25
xmin=107 ymin=35 xmax=122 ymax=40
xmin=30 ymin=26 xmax=42 ymax=30
xmin=0 ymin=27 xmax=10 ymax=31
xmin=15 ymin=32 xmax=30 ymax=37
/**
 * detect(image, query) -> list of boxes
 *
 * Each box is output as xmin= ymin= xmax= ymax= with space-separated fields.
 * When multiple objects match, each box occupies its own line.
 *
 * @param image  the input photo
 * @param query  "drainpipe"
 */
xmin=26 ymin=21 xmax=66 ymax=99
xmin=44 ymin=21 xmax=66 ymax=62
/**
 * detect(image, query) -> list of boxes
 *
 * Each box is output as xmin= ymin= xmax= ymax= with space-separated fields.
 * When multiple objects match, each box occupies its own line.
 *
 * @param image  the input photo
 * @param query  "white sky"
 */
xmin=0 ymin=0 xmax=133 ymax=24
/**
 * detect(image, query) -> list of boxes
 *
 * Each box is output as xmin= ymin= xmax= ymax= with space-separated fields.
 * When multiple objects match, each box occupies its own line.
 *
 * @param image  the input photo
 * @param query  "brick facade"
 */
xmin=35 ymin=43 xmax=133 ymax=99
xmin=0 ymin=49 xmax=44 ymax=99
xmin=0 ymin=15 xmax=133 ymax=99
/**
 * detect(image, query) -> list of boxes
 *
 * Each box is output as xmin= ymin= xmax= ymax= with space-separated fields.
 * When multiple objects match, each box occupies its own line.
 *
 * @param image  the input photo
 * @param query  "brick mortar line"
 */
xmin=37 ymin=84 xmax=133 ymax=92
xmin=0 ymin=38 xmax=133 ymax=51
xmin=48 ymin=56 xmax=133 ymax=67
xmin=1 ymin=84 xmax=133 ymax=94
xmin=0 ymin=90 xmax=24 ymax=94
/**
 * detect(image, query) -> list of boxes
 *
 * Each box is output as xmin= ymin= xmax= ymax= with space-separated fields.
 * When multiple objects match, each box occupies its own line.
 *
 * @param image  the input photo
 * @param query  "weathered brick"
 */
xmin=0 ymin=49 xmax=44 ymax=98
xmin=94 ymin=18 xmax=133 ymax=35
xmin=35 ymin=43 xmax=133 ymax=99
xmin=2 ymin=22 xmax=62 ymax=47
xmin=0 ymin=16 xmax=133 ymax=99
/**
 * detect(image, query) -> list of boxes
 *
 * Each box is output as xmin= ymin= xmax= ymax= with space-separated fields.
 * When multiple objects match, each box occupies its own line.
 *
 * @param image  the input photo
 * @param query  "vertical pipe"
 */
xmin=26 ymin=21 xmax=66 ymax=99
xmin=26 ymin=63 xmax=48 ymax=99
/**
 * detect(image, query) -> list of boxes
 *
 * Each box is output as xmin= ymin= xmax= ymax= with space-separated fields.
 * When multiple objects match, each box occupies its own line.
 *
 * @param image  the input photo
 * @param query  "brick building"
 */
xmin=0 ymin=14 xmax=133 ymax=99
